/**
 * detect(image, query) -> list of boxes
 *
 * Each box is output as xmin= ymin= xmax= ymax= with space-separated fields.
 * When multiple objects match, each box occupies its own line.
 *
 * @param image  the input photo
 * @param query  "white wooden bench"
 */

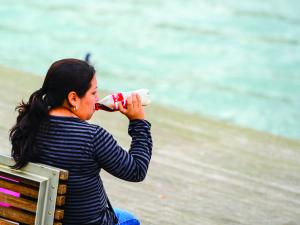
xmin=0 ymin=154 xmax=68 ymax=225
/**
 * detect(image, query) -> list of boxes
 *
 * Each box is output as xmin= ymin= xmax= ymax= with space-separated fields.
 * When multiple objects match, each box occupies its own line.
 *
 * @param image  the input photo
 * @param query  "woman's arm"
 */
xmin=92 ymin=119 xmax=152 ymax=182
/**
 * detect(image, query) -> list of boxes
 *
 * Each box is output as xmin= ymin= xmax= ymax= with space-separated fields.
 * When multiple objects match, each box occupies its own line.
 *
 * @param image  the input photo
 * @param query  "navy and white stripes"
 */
xmin=35 ymin=116 xmax=152 ymax=225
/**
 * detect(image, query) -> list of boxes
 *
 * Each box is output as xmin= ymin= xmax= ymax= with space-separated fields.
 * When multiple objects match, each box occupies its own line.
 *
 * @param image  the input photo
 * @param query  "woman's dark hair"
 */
xmin=10 ymin=58 xmax=96 ymax=169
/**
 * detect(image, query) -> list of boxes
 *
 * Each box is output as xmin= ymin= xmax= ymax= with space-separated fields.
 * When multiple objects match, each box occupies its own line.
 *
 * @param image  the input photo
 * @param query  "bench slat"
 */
xmin=0 ymin=192 xmax=37 ymax=213
xmin=0 ymin=218 xmax=19 ymax=225
xmin=54 ymin=208 xmax=64 ymax=220
xmin=0 ymin=179 xmax=39 ymax=198
xmin=56 ymin=195 xmax=65 ymax=206
xmin=59 ymin=170 xmax=69 ymax=181
xmin=54 ymin=222 xmax=62 ymax=225
xmin=0 ymin=171 xmax=39 ymax=187
xmin=0 ymin=206 xmax=35 ymax=225
xmin=57 ymin=184 xmax=67 ymax=195
xmin=0 ymin=180 xmax=67 ymax=209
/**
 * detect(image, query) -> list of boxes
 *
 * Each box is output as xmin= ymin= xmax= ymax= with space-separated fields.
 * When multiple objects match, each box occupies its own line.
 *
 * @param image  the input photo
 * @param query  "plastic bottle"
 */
xmin=95 ymin=89 xmax=151 ymax=111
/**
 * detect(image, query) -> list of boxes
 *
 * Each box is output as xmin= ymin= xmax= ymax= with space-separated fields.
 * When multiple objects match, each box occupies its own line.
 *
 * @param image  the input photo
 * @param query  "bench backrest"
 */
xmin=0 ymin=154 xmax=68 ymax=225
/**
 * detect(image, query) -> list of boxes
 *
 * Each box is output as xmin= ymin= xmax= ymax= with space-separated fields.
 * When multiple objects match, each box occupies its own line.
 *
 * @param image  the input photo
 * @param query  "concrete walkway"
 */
xmin=1 ymin=67 xmax=300 ymax=224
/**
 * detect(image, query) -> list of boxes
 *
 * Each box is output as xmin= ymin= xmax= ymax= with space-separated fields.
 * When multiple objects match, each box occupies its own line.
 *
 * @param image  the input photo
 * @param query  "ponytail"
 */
xmin=10 ymin=88 xmax=48 ymax=169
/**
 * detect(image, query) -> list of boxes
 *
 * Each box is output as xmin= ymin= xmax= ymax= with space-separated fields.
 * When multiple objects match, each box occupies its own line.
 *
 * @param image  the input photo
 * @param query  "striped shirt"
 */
xmin=35 ymin=116 xmax=152 ymax=225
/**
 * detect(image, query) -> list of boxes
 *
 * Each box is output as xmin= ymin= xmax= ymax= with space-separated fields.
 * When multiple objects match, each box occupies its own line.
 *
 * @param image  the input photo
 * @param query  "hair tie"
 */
xmin=36 ymin=88 xmax=47 ymax=101
xmin=39 ymin=88 xmax=45 ymax=93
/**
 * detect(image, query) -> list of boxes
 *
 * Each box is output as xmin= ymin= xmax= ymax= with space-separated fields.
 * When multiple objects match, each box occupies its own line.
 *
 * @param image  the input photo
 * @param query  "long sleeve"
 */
xmin=92 ymin=119 xmax=152 ymax=182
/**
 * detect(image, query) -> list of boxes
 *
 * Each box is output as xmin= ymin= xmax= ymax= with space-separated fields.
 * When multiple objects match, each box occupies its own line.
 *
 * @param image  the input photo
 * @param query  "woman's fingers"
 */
xmin=131 ymin=93 xmax=142 ymax=108
xmin=118 ymin=101 xmax=126 ymax=114
xmin=131 ymin=93 xmax=138 ymax=108
xmin=136 ymin=93 xmax=142 ymax=108
xmin=119 ymin=93 xmax=145 ymax=120
xmin=126 ymin=95 xmax=133 ymax=111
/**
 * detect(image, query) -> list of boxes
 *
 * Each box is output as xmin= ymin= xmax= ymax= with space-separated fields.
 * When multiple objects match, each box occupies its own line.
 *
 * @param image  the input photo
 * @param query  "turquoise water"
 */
xmin=0 ymin=0 xmax=300 ymax=140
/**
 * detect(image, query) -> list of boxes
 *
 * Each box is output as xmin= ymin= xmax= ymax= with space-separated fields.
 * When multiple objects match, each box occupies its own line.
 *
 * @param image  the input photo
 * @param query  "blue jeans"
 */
xmin=113 ymin=208 xmax=140 ymax=225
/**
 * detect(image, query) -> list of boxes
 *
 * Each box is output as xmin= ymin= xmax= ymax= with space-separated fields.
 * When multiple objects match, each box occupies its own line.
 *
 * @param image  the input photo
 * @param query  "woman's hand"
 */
xmin=119 ymin=93 xmax=145 ymax=120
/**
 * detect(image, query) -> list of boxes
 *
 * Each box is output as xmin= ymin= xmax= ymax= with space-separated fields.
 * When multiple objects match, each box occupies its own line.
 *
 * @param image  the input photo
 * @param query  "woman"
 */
xmin=9 ymin=58 xmax=152 ymax=225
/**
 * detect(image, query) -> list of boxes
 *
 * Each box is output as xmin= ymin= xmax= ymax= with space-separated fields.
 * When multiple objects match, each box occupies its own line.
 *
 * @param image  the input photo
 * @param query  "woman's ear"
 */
xmin=67 ymin=91 xmax=79 ymax=107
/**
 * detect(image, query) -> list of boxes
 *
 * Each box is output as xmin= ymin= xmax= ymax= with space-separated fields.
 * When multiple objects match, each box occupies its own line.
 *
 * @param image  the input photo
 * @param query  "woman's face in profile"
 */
xmin=76 ymin=75 xmax=99 ymax=120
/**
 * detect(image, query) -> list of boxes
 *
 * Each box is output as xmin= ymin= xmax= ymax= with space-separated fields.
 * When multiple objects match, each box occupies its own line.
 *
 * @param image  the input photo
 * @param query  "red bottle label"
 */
xmin=112 ymin=93 xmax=127 ymax=108
xmin=112 ymin=93 xmax=124 ymax=103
